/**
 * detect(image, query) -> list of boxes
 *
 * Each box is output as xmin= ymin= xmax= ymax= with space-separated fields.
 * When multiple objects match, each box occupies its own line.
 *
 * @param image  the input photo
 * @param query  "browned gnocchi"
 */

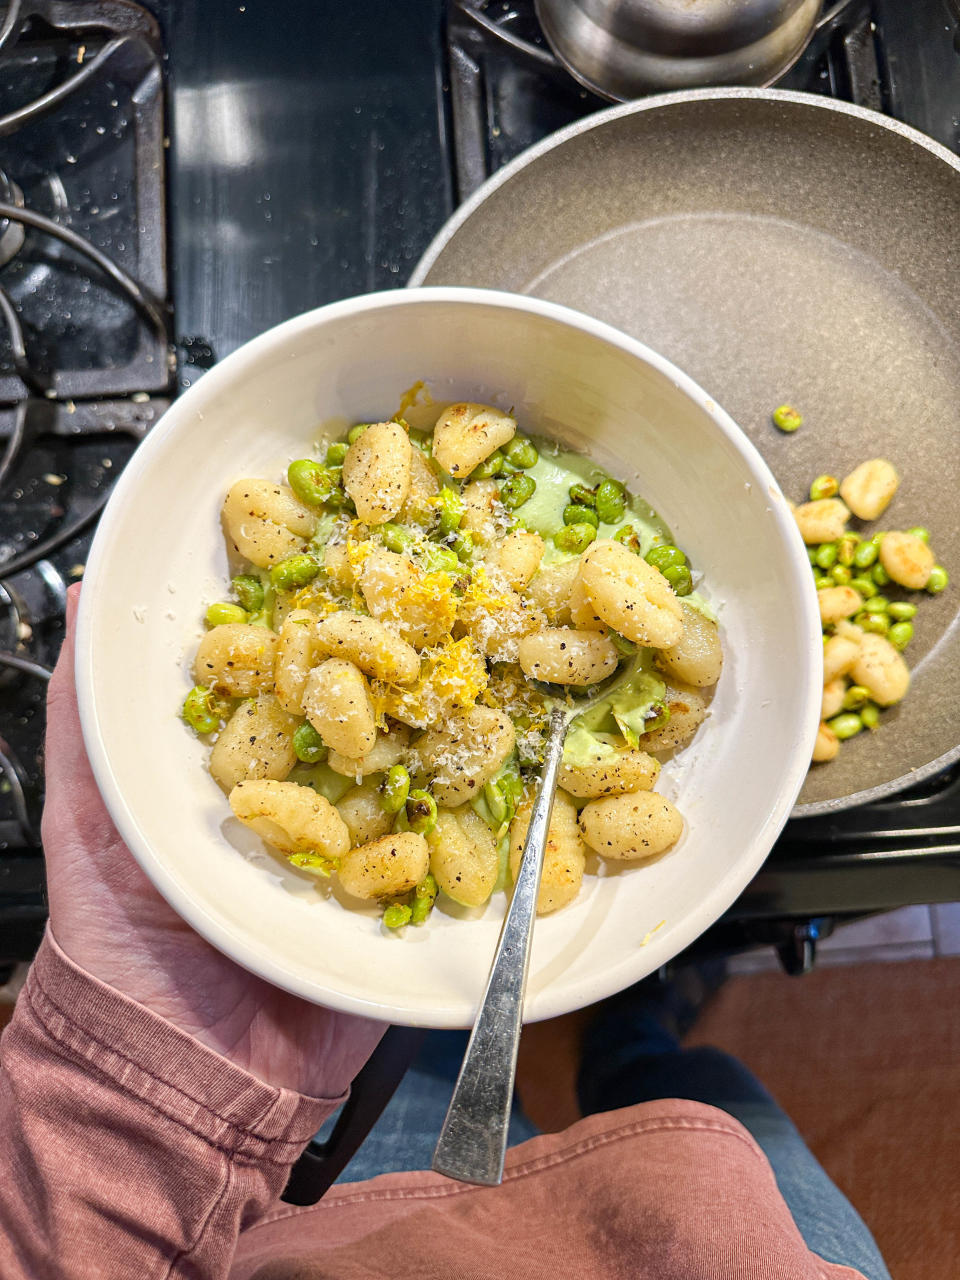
xmin=184 ymin=389 xmax=722 ymax=931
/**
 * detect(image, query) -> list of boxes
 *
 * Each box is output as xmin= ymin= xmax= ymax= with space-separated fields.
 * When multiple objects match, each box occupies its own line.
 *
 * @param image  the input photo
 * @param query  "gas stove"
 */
xmin=1 ymin=0 xmax=958 ymax=975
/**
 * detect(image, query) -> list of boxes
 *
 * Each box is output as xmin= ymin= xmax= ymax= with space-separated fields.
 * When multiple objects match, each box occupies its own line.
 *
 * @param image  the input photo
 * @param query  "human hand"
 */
xmin=42 ymin=585 xmax=385 ymax=1096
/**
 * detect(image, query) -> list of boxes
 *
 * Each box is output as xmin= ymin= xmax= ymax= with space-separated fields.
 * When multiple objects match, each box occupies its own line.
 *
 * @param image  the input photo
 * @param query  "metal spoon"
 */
xmin=431 ymin=655 xmax=639 ymax=1185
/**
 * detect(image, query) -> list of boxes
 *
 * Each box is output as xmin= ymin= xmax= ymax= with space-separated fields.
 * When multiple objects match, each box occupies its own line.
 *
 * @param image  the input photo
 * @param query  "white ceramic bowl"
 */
xmin=76 ymin=288 xmax=820 ymax=1028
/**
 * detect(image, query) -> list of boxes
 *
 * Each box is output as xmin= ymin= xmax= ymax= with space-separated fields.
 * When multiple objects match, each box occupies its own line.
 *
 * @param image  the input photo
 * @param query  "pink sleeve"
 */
xmin=0 ymin=928 xmax=343 ymax=1280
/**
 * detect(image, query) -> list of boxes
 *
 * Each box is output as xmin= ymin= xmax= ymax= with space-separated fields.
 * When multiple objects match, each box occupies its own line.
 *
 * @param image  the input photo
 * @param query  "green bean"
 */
xmin=663 ymin=564 xmax=693 ymax=596
xmin=499 ymin=472 xmax=536 ymax=509
xmin=270 ymin=553 xmax=321 ymax=592
xmin=347 ymin=423 xmax=371 ymax=444
xmin=830 ymin=565 xmax=853 ymax=586
xmin=645 ymin=544 xmax=687 ymax=572
xmin=614 ymin=525 xmax=640 ymax=553
xmin=231 ymin=574 xmax=264 ymax=613
xmin=772 ymin=404 xmax=803 ymax=432
xmin=420 ymin=544 xmax=460 ymax=575
xmin=828 ymin=712 xmax=863 ymax=740
xmin=293 ymin=722 xmax=327 ymax=764
xmin=927 ymin=565 xmax=949 ymax=594
xmin=410 ymin=873 xmax=439 ymax=925
xmin=437 ymin=487 xmax=463 ymax=536
xmin=380 ymin=764 xmax=411 ymax=814
xmin=842 ymin=685 xmax=870 ymax=711
xmin=836 ymin=535 xmax=859 ymax=567
xmin=871 ymin=564 xmax=890 ymax=587
xmin=814 ymin=575 xmax=833 ymax=590
xmin=554 ymin=523 xmax=596 ymax=554
xmin=810 ymin=474 xmax=839 ymax=501
xmin=405 ymin=789 xmax=438 ymax=836
xmin=503 ymin=436 xmax=539 ymax=469
xmin=383 ymin=903 xmax=412 ymax=930
xmin=853 ymin=541 xmax=878 ymax=569
xmin=849 ymin=576 xmax=877 ymax=599
xmin=888 ymin=621 xmax=914 ymax=651
xmin=563 ymin=503 xmax=599 ymax=528
xmin=472 ymin=450 xmax=505 ymax=480
xmin=860 ymin=703 xmax=881 ymax=730
xmin=325 ymin=441 xmax=348 ymax=465
xmin=887 ymin=601 xmax=917 ymax=622
xmin=595 ymin=479 xmax=626 ymax=525
xmin=205 ymin=601 xmax=248 ymax=626
xmin=568 ymin=482 xmax=596 ymax=507
xmin=452 ymin=530 xmax=475 ymax=561
xmin=857 ymin=612 xmax=889 ymax=635
xmin=380 ymin=523 xmax=415 ymax=553
xmin=815 ymin=542 xmax=838 ymax=570
xmin=288 ymin=458 xmax=338 ymax=508
xmin=906 ymin=526 xmax=930 ymax=543
xmin=181 ymin=685 xmax=223 ymax=735
xmin=484 ymin=779 xmax=508 ymax=825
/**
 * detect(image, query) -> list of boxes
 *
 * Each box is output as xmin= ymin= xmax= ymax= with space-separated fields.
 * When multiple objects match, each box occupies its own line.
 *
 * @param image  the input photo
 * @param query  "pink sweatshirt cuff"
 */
xmin=27 ymin=927 xmax=344 ymax=1162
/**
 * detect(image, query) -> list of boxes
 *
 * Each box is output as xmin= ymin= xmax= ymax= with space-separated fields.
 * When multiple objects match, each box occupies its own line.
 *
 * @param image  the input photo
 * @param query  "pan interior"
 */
xmin=417 ymin=95 xmax=960 ymax=812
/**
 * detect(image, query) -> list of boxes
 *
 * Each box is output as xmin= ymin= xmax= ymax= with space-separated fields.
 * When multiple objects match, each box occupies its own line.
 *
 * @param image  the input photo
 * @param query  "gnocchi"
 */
xmin=185 ymin=389 xmax=720 ymax=931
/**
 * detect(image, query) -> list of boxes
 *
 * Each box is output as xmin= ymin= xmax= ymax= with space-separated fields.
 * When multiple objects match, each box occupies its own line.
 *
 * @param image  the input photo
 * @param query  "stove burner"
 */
xmin=0 ymin=169 xmax=23 ymax=269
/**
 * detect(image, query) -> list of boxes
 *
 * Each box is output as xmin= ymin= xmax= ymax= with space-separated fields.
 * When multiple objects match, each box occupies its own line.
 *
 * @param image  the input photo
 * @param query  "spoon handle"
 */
xmin=431 ymin=705 xmax=568 ymax=1186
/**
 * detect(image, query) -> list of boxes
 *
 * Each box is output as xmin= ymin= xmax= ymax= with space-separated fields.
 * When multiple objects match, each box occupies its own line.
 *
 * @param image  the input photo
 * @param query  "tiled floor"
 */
xmin=727 ymin=901 xmax=960 ymax=974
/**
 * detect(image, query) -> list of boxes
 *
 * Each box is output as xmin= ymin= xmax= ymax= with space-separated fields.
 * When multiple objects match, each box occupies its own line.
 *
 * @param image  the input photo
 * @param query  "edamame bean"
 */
xmin=663 ymin=564 xmax=693 ymax=596
xmin=887 ymin=602 xmax=917 ymax=621
xmin=499 ymin=472 xmax=536 ymax=509
xmin=810 ymin=475 xmax=839 ymax=501
xmin=828 ymin=712 xmax=863 ymax=740
xmin=437 ymin=488 xmax=463 ymax=536
xmin=288 ymin=458 xmax=338 ymax=508
xmin=420 ymin=544 xmax=460 ymax=575
xmin=452 ymin=530 xmax=474 ymax=561
xmin=867 ymin=595 xmax=890 ymax=612
xmin=906 ymin=526 xmax=930 ymax=543
xmin=807 ymin=546 xmax=819 ymax=565
xmin=181 ymin=685 xmax=223 ymax=735
xmin=842 ymin=685 xmax=870 ymax=710
xmin=927 ymin=565 xmax=949 ymax=593
xmin=380 ymin=523 xmax=415 ymax=553
xmin=814 ymin=575 xmax=833 ymax=590
xmin=484 ymin=779 xmax=508 ymax=825
xmin=857 ymin=611 xmax=890 ymax=635
xmin=380 ymin=764 xmax=411 ymax=814
xmin=772 ymin=404 xmax=803 ymax=432
xmin=850 ymin=576 xmax=877 ymax=599
xmin=853 ymin=541 xmax=878 ymax=569
xmin=325 ymin=442 xmax=348 ymax=465
xmin=554 ymin=522 xmax=596 ymax=554
xmin=569 ymin=483 xmax=596 ymax=507
xmin=270 ymin=553 xmax=321 ymax=591
xmin=293 ymin=722 xmax=327 ymax=763
xmin=410 ymin=873 xmax=438 ymax=925
xmin=815 ymin=542 xmax=838 ymax=569
xmin=860 ymin=703 xmax=880 ymax=730
xmin=871 ymin=564 xmax=890 ymax=587
xmin=836 ymin=535 xmax=859 ymax=567
xmin=347 ymin=423 xmax=370 ymax=444
xmin=472 ymin=450 xmax=505 ymax=480
xmin=232 ymin=574 xmax=264 ymax=613
xmin=406 ymin=789 xmax=438 ymax=836
xmin=645 ymin=544 xmax=687 ymax=572
xmin=503 ymin=436 xmax=539 ymax=469
xmin=614 ymin=525 xmax=640 ymax=553
xmin=383 ymin=903 xmax=412 ymax=929
xmin=205 ymin=602 xmax=248 ymax=626
xmin=595 ymin=479 xmax=626 ymax=524
xmin=563 ymin=503 xmax=599 ymax=528
xmin=830 ymin=565 xmax=853 ymax=586
xmin=888 ymin=621 xmax=914 ymax=650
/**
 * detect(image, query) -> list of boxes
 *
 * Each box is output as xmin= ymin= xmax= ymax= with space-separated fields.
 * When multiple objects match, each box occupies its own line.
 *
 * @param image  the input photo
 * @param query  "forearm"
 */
xmin=0 ymin=930 xmax=341 ymax=1280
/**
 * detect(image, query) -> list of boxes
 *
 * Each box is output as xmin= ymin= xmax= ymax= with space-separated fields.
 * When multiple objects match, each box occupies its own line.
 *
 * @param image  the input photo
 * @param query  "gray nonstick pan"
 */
xmin=411 ymin=89 xmax=960 ymax=815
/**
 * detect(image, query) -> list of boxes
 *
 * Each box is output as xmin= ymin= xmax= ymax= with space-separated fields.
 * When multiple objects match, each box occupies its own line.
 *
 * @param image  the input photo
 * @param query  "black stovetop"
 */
xmin=1 ymin=0 xmax=959 ymax=971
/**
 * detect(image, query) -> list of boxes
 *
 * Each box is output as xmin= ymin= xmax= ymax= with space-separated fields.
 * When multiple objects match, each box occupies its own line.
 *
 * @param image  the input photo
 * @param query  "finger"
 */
xmin=44 ymin=582 xmax=95 ymax=801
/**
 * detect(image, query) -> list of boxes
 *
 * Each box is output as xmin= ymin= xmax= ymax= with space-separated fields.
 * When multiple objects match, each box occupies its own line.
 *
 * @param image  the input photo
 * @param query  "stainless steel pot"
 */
xmin=535 ymin=0 xmax=836 ymax=99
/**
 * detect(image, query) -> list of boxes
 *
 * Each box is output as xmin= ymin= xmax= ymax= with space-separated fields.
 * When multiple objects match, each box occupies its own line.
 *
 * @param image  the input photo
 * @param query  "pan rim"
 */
xmin=410 ymin=86 xmax=960 ymax=817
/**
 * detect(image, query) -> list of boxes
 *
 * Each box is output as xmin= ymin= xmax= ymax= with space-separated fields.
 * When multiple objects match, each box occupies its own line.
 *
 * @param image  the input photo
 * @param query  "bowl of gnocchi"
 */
xmin=76 ymin=288 xmax=821 ymax=1027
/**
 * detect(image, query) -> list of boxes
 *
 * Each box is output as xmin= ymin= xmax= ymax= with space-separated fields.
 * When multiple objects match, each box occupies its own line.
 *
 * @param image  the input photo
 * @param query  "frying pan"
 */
xmin=410 ymin=89 xmax=960 ymax=815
